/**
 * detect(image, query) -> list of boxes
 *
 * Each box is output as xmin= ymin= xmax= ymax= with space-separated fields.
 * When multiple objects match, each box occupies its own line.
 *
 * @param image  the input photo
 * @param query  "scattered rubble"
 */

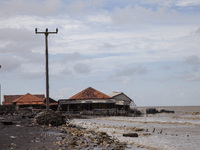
xmin=56 ymin=123 xmax=127 ymax=149
xmin=0 ymin=105 xmax=15 ymax=115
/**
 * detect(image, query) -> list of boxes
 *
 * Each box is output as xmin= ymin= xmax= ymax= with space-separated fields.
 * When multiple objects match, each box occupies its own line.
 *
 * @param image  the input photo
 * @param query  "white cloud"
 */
xmin=114 ymin=64 xmax=148 ymax=77
xmin=176 ymin=0 xmax=200 ymax=7
xmin=73 ymin=63 xmax=91 ymax=74
xmin=0 ymin=55 xmax=21 ymax=73
xmin=0 ymin=0 xmax=62 ymax=17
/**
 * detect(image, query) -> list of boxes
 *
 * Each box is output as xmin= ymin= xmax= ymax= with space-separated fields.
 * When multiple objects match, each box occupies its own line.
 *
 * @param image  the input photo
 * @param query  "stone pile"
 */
xmin=55 ymin=123 xmax=126 ymax=149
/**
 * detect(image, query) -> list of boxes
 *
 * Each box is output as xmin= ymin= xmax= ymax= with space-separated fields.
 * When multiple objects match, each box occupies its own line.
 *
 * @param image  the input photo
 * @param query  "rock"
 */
xmin=146 ymin=108 xmax=158 ymax=114
xmin=1 ymin=121 xmax=14 ymax=125
xmin=140 ymin=133 xmax=151 ymax=136
xmin=130 ymin=108 xmax=142 ymax=116
xmin=123 ymin=133 xmax=138 ymax=137
xmin=33 ymin=110 xmax=66 ymax=126
xmin=159 ymin=109 xmax=175 ymax=113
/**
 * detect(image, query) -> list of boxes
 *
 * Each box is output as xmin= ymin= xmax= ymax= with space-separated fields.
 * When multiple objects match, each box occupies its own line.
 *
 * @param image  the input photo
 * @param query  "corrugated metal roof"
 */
xmin=69 ymin=87 xmax=111 ymax=100
xmin=109 ymin=92 xmax=123 ymax=98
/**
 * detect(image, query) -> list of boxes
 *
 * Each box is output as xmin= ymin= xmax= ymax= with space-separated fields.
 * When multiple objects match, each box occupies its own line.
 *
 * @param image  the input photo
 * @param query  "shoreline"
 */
xmin=1 ymin=105 xmax=200 ymax=150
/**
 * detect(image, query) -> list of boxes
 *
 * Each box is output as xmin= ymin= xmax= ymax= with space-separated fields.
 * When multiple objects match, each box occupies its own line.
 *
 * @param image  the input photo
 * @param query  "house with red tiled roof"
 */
xmin=3 ymin=93 xmax=58 ymax=110
xmin=13 ymin=93 xmax=45 ymax=109
xmin=58 ymin=87 xmax=133 ymax=115
xmin=3 ymin=94 xmax=45 ymax=105
xmin=59 ymin=87 xmax=115 ymax=112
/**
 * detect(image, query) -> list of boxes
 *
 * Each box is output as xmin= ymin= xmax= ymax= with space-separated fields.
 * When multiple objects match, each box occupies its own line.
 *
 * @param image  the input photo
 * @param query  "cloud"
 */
xmin=183 ymin=55 xmax=200 ymax=72
xmin=0 ymin=0 xmax=62 ymax=17
xmin=176 ymin=0 xmax=200 ymax=7
xmin=64 ymin=0 xmax=103 ymax=16
xmin=177 ymin=73 xmax=200 ymax=81
xmin=110 ymin=4 xmax=180 ymax=26
xmin=161 ymin=65 xmax=171 ymax=70
xmin=0 ymin=55 xmax=21 ymax=73
xmin=73 ymin=63 xmax=91 ymax=74
xmin=114 ymin=64 xmax=148 ymax=77
xmin=191 ymin=27 xmax=200 ymax=35
xmin=61 ymin=52 xmax=81 ymax=63
xmin=17 ymin=71 xmax=44 ymax=80
xmin=184 ymin=55 xmax=200 ymax=65
xmin=122 ymin=77 xmax=133 ymax=84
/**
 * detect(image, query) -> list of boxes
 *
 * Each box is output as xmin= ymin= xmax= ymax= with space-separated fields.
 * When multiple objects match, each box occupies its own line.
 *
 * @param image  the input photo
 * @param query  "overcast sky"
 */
xmin=0 ymin=0 xmax=200 ymax=106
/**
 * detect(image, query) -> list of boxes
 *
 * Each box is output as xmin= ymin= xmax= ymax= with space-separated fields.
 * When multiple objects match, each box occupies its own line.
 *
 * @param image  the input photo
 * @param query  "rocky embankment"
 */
xmin=56 ymin=123 xmax=126 ymax=149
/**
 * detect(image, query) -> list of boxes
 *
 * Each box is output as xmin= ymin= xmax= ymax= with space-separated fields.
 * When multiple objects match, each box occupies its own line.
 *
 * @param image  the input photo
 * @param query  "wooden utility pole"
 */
xmin=35 ymin=28 xmax=58 ymax=111
xmin=0 ymin=65 xmax=1 ymax=105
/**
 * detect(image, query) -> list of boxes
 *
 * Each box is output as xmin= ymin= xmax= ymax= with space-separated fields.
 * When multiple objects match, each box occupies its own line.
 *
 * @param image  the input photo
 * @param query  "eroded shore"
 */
xmin=0 ymin=114 xmax=127 ymax=150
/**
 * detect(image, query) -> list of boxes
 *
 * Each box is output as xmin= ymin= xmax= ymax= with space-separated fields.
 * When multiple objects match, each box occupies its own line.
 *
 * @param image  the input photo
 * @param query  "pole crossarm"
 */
xmin=35 ymin=28 xmax=58 ymax=111
xmin=35 ymin=28 xmax=58 ymax=34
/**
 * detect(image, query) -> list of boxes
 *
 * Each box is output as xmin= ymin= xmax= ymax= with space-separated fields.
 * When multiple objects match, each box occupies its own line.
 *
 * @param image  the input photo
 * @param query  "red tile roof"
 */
xmin=69 ymin=87 xmax=110 ymax=100
xmin=13 ymin=93 xmax=45 ymax=105
xmin=3 ymin=94 xmax=45 ymax=105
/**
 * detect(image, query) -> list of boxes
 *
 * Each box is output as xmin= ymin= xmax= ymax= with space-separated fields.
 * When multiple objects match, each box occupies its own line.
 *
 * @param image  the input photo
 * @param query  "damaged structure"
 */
xmin=3 ymin=93 xmax=58 ymax=110
xmin=58 ymin=87 xmax=134 ymax=115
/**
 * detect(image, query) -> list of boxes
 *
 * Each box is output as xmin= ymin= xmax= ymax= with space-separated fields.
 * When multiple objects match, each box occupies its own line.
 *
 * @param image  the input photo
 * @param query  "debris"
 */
xmin=191 ymin=112 xmax=200 ymax=115
xmin=1 ymin=121 xmax=14 ymax=125
xmin=146 ymin=108 xmax=158 ymax=114
xmin=160 ymin=130 xmax=162 ymax=134
xmin=159 ymin=109 xmax=175 ymax=113
xmin=123 ymin=133 xmax=138 ymax=137
xmin=10 ymin=136 xmax=17 ymax=139
xmin=33 ymin=110 xmax=66 ymax=126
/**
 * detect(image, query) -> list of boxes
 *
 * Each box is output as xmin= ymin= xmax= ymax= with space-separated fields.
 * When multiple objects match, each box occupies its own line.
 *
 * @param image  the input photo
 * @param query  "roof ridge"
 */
xmin=69 ymin=87 xmax=110 ymax=100
xmin=13 ymin=93 xmax=42 ymax=103
xmin=13 ymin=94 xmax=27 ymax=103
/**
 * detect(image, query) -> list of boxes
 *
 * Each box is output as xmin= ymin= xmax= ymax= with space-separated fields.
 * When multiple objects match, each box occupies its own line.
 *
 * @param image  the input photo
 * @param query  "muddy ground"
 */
xmin=0 ymin=114 xmax=127 ymax=150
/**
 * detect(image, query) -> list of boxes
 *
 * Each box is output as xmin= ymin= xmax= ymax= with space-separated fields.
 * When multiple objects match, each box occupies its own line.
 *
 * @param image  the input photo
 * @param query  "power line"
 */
xmin=35 ymin=28 xmax=58 ymax=111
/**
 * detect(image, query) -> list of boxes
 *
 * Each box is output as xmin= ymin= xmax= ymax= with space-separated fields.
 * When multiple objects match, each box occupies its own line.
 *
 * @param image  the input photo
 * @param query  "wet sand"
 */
xmin=71 ymin=106 xmax=200 ymax=150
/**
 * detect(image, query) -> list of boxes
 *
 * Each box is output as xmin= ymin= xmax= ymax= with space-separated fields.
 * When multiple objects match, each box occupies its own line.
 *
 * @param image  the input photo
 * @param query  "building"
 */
xmin=3 ymin=94 xmax=45 ymax=106
xmin=109 ymin=91 xmax=136 ymax=111
xmin=3 ymin=93 xmax=58 ymax=110
xmin=59 ymin=87 xmax=134 ymax=115
xmin=59 ymin=87 xmax=114 ymax=112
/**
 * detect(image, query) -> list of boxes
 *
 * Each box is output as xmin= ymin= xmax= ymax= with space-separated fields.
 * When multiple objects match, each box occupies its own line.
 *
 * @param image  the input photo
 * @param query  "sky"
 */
xmin=0 ymin=0 xmax=200 ymax=106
